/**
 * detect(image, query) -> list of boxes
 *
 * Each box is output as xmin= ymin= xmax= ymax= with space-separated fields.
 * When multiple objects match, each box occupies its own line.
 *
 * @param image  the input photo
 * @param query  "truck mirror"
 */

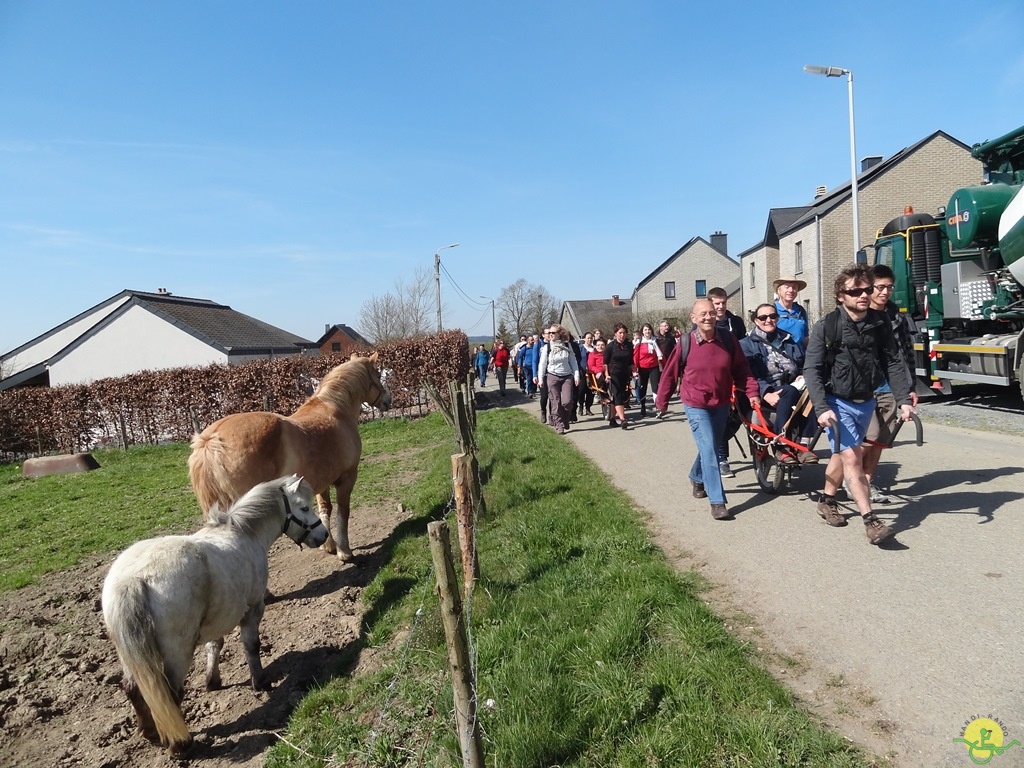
xmin=855 ymin=248 xmax=868 ymax=264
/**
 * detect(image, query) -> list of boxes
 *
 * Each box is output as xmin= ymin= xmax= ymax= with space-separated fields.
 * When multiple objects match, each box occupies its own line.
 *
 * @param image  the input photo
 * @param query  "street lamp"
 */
xmin=434 ymin=242 xmax=459 ymax=332
xmin=804 ymin=64 xmax=860 ymax=258
xmin=480 ymin=295 xmax=495 ymax=339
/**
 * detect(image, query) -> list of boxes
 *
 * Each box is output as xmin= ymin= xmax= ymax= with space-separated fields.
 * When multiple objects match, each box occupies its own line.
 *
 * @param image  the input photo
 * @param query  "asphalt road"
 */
xmin=513 ymin=395 xmax=1024 ymax=767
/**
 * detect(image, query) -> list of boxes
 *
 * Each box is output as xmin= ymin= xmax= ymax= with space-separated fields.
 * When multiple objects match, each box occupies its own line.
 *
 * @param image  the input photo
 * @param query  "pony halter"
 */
xmin=280 ymin=490 xmax=324 ymax=547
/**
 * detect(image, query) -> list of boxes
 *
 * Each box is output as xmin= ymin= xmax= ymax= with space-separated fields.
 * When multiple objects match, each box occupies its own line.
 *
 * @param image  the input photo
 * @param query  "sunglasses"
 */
xmin=756 ymin=313 xmax=779 ymax=321
xmin=841 ymin=286 xmax=875 ymax=297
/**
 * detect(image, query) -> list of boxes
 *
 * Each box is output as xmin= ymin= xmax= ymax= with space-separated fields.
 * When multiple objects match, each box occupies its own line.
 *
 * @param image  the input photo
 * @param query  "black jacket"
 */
xmin=803 ymin=306 xmax=913 ymax=418
xmin=716 ymin=311 xmax=746 ymax=340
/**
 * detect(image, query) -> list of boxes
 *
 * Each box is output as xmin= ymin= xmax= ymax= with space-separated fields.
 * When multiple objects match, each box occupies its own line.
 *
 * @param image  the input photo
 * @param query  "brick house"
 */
xmin=559 ymin=296 xmax=634 ymax=339
xmin=315 ymin=324 xmax=371 ymax=356
xmin=631 ymin=232 xmax=741 ymax=329
xmin=740 ymin=130 xmax=982 ymax=323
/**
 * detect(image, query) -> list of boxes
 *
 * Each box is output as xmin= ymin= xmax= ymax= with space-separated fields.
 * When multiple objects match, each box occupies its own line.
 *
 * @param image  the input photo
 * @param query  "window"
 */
xmin=749 ymin=262 xmax=756 ymax=288
xmin=331 ymin=342 xmax=341 ymax=353
xmin=695 ymin=280 xmax=706 ymax=297
xmin=795 ymin=241 xmax=803 ymax=273
xmin=664 ymin=281 xmax=676 ymax=300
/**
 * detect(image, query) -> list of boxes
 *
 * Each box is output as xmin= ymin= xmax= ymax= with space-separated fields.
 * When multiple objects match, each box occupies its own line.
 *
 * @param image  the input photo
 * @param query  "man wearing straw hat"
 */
xmin=773 ymin=275 xmax=810 ymax=349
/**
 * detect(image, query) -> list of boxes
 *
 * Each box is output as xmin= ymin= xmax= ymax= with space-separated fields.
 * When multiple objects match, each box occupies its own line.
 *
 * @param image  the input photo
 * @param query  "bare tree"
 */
xmin=358 ymin=267 xmax=434 ymax=343
xmin=497 ymin=279 xmax=560 ymax=337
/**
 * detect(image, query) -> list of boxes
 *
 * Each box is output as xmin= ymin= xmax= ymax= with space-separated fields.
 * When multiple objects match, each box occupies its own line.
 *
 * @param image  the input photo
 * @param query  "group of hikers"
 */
xmin=478 ymin=263 xmax=917 ymax=545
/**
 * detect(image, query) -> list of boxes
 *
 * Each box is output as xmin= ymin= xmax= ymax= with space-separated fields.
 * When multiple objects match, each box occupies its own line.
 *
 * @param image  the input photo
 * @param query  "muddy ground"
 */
xmin=0 ymin=502 xmax=412 ymax=768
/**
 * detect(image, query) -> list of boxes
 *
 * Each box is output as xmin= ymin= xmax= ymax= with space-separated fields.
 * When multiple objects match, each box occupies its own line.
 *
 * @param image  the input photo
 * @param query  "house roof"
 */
xmin=562 ymin=298 xmax=633 ymax=337
xmin=315 ymin=323 xmax=371 ymax=347
xmin=1 ymin=289 xmax=315 ymax=390
xmin=779 ymin=130 xmax=970 ymax=237
xmin=633 ymin=236 xmax=737 ymax=294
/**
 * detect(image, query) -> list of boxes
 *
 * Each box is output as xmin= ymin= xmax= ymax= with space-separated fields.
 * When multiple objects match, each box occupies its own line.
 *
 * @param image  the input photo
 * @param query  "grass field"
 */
xmin=0 ymin=410 xmax=872 ymax=766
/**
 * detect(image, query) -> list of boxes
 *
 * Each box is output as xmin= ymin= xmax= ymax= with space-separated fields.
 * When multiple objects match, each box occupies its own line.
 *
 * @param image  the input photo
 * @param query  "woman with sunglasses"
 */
xmin=740 ymin=304 xmax=818 ymax=464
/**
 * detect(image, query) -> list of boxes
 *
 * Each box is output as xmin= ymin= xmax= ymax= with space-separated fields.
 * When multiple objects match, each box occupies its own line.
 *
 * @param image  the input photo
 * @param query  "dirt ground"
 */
xmin=0 ymin=502 xmax=411 ymax=768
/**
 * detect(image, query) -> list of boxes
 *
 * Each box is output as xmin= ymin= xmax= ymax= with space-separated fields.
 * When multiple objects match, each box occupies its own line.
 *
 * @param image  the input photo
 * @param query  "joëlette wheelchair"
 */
xmin=732 ymin=388 xmax=923 ymax=494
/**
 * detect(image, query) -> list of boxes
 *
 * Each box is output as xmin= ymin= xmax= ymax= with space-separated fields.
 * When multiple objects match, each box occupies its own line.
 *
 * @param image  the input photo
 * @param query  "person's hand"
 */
xmin=900 ymin=403 xmax=915 ymax=422
xmin=764 ymin=391 xmax=781 ymax=407
xmin=910 ymin=391 xmax=919 ymax=407
xmin=818 ymin=409 xmax=837 ymax=428
xmin=749 ymin=396 xmax=761 ymax=409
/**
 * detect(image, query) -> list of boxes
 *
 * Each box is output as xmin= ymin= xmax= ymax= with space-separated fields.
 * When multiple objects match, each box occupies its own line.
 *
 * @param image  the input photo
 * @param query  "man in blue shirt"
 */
xmin=773 ymin=275 xmax=810 ymax=349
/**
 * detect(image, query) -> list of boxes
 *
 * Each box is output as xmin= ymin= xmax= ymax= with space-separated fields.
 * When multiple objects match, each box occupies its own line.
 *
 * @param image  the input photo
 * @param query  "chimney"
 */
xmin=611 ymin=295 xmax=620 ymax=307
xmin=710 ymin=230 xmax=728 ymax=256
xmin=814 ymin=185 xmax=828 ymax=199
xmin=325 ymin=324 xmax=331 ymax=335
xmin=156 ymin=287 xmax=169 ymax=294
xmin=861 ymin=155 xmax=883 ymax=172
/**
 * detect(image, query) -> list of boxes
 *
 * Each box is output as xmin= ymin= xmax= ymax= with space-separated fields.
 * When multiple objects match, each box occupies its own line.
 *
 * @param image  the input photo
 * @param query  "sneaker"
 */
xmin=779 ymin=450 xmax=799 ymax=465
xmin=710 ymin=503 xmax=732 ymax=520
xmin=719 ymin=461 xmax=735 ymax=478
xmin=541 ymin=412 xmax=547 ymax=424
xmin=691 ymin=480 xmax=707 ymax=499
xmin=863 ymin=514 xmax=894 ymax=544
xmin=620 ymin=420 xmax=630 ymax=430
xmin=816 ymin=497 xmax=847 ymax=527
xmin=655 ymin=409 xmax=668 ymax=420
xmin=869 ymin=484 xmax=890 ymax=504
xmin=797 ymin=450 xmax=819 ymax=464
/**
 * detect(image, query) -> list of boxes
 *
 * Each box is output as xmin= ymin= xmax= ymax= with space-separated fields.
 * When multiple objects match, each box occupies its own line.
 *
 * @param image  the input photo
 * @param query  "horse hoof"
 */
xmin=336 ymin=549 xmax=354 ymax=563
xmin=168 ymin=736 xmax=194 ymax=756
xmin=205 ymin=674 xmax=221 ymax=692
xmin=323 ymin=539 xmax=337 ymax=555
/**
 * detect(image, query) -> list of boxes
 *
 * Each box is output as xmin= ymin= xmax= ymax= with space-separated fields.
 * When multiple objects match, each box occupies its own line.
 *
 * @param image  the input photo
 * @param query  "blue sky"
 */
xmin=3 ymin=1 xmax=1023 ymax=353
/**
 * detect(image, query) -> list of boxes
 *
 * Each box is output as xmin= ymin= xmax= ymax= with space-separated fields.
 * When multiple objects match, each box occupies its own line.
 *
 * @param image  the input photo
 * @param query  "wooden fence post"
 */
xmin=451 ymin=453 xmax=480 ymax=596
xmin=427 ymin=521 xmax=485 ymax=768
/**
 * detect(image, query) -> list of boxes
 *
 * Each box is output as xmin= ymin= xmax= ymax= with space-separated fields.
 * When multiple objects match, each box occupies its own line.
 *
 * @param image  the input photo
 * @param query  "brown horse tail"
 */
xmin=105 ymin=579 xmax=192 ymax=751
xmin=188 ymin=432 xmax=233 ymax=517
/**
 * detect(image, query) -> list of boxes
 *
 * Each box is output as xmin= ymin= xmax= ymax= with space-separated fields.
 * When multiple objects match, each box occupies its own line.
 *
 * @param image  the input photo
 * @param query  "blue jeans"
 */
xmin=683 ymin=404 xmax=731 ymax=505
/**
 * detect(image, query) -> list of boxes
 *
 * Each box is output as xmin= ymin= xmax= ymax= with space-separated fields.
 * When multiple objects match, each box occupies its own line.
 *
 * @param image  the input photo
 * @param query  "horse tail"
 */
xmin=188 ymin=431 xmax=234 ymax=517
xmin=104 ymin=578 xmax=191 ymax=750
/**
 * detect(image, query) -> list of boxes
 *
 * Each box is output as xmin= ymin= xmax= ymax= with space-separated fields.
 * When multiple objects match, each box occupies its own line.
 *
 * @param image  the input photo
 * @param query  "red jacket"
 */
xmin=633 ymin=337 xmax=660 ymax=369
xmin=587 ymin=350 xmax=605 ymax=377
xmin=492 ymin=346 xmax=510 ymax=368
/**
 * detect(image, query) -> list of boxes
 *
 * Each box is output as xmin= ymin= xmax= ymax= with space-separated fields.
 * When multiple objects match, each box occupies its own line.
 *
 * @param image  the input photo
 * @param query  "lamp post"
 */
xmin=804 ymin=64 xmax=860 ymax=258
xmin=480 ymin=295 xmax=495 ymax=339
xmin=434 ymin=242 xmax=459 ymax=332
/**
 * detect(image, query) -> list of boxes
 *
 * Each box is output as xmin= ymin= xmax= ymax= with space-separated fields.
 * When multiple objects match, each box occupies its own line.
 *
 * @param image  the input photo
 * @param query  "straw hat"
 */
xmin=773 ymin=275 xmax=807 ymax=292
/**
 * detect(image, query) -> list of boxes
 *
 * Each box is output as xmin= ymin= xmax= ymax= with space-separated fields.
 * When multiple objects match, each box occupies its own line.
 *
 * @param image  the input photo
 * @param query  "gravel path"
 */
xmin=502 ymin=384 xmax=1024 ymax=767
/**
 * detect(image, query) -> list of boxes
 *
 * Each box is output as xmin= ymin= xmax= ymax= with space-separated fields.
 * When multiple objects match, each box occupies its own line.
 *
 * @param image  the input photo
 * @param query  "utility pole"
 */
xmin=434 ymin=243 xmax=460 ymax=332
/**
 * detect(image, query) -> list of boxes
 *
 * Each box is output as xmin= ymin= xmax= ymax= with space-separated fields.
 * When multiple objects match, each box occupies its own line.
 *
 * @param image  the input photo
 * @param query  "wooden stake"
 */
xmin=451 ymin=453 xmax=480 ymax=596
xmin=427 ymin=521 xmax=484 ymax=768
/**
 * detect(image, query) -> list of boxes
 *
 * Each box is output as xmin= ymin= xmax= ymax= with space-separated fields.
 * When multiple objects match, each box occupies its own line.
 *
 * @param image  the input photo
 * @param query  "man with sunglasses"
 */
xmin=803 ymin=264 xmax=915 ymax=544
xmin=859 ymin=264 xmax=919 ymax=502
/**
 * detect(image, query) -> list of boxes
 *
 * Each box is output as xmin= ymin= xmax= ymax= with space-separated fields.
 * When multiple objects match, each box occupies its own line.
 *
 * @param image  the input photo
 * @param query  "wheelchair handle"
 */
xmin=886 ymin=410 xmax=924 ymax=447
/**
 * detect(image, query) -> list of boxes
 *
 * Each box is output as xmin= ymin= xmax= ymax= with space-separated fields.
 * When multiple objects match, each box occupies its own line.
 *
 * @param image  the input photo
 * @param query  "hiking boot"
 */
xmin=797 ymin=450 xmax=819 ymax=464
xmin=869 ymin=484 xmax=890 ymax=504
xmin=691 ymin=480 xmax=707 ymax=499
xmin=816 ymin=497 xmax=847 ymax=527
xmin=779 ymin=450 xmax=799 ymax=465
xmin=710 ymin=503 xmax=732 ymax=520
xmin=541 ymin=412 xmax=547 ymax=424
xmin=719 ymin=461 xmax=735 ymax=478
xmin=863 ymin=514 xmax=894 ymax=544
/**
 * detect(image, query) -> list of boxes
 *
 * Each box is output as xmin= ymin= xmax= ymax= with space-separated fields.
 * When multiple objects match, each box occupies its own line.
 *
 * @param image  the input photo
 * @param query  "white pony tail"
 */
xmin=106 ymin=579 xmax=191 ymax=749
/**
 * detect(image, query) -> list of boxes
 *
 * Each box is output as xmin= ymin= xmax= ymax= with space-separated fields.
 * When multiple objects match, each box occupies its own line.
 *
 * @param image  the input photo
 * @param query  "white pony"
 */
xmin=101 ymin=474 xmax=327 ymax=755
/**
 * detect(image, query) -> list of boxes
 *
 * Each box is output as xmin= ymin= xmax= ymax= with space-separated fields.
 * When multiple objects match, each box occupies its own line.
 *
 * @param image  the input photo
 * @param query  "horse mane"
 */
xmin=205 ymin=479 xmax=283 ymax=534
xmin=311 ymin=355 xmax=374 ymax=411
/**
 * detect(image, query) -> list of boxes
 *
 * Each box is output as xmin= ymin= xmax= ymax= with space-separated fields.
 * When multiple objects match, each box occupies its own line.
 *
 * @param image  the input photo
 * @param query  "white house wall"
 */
xmin=49 ymin=305 xmax=227 ymax=386
xmin=2 ymin=295 xmax=131 ymax=377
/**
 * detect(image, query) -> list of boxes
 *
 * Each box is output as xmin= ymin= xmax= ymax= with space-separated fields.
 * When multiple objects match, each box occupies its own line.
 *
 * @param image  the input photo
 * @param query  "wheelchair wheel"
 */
xmin=601 ymin=401 xmax=609 ymax=419
xmin=750 ymin=436 xmax=785 ymax=493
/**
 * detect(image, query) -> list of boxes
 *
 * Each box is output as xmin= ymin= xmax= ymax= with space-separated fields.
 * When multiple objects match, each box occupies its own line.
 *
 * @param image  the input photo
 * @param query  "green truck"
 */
xmin=873 ymin=123 xmax=1024 ymax=398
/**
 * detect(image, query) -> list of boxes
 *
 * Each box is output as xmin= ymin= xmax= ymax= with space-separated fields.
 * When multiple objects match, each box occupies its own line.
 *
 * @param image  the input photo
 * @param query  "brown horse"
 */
xmin=187 ymin=353 xmax=392 ymax=560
